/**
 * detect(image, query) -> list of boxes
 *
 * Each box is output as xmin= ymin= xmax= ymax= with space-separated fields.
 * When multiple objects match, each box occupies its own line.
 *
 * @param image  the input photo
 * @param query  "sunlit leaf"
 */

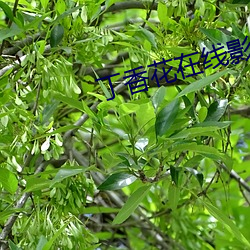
xmin=151 ymin=86 xmax=166 ymax=111
xmin=0 ymin=168 xmax=18 ymax=194
xmin=176 ymin=70 xmax=231 ymax=97
xmin=205 ymin=99 xmax=228 ymax=122
xmin=98 ymin=172 xmax=137 ymax=190
xmin=203 ymin=201 xmax=250 ymax=248
xmin=185 ymin=167 xmax=204 ymax=187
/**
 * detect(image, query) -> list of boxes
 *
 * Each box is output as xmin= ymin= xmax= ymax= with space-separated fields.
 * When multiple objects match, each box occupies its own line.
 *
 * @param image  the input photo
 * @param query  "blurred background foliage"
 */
xmin=0 ymin=0 xmax=250 ymax=249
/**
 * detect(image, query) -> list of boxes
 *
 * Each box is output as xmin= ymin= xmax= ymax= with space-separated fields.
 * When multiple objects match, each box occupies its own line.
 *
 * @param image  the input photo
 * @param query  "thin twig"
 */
xmin=142 ymin=0 xmax=156 ymax=28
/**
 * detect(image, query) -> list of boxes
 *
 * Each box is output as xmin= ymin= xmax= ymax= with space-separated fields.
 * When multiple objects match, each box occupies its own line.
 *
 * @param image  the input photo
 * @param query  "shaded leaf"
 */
xmin=168 ymin=182 xmax=180 ymax=210
xmin=42 ymin=223 xmax=69 ymax=250
xmin=8 ymin=241 xmax=21 ymax=250
xmin=170 ymin=126 xmax=220 ymax=139
xmin=0 ymin=209 xmax=23 ymax=223
xmin=53 ymin=92 xmax=84 ymax=112
xmin=24 ymin=177 xmax=51 ymax=192
xmin=157 ymin=1 xmax=168 ymax=24
xmin=98 ymin=172 xmax=137 ymax=191
xmin=80 ymin=206 xmax=120 ymax=214
xmin=50 ymin=24 xmax=64 ymax=47
xmin=155 ymin=98 xmax=179 ymax=137
xmin=193 ymin=121 xmax=231 ymax=129
xmin=232 ymin=0 xmax=249 ymax=4
xmin=36 ymin=236 xmax=48 ymax=250
xmin=51 ymin=167 xmax=86 ymax=186
xmin=205 ymin=99 xmax=228 ymax=122
xmin=0 ymin=1 xmax=14 ymax=21
xmin=112 ymin=185 xmax=151 ymax=224
xmin=185 ymin=167 xmax=204 ymax=187
xmin=199 ymin=28 xmax=231 ymax=46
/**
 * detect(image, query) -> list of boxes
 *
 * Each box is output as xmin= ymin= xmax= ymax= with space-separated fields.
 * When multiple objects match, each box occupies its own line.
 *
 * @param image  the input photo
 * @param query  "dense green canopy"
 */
xmin=0 ymin=0 xmax=250 ymax=249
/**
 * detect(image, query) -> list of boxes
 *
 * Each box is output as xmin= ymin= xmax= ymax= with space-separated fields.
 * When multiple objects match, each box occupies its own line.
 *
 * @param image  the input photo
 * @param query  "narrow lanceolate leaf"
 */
xmin=112 ymin=185 xmax=151 ymax=225
xmin=50 ymin=166 xmax=86 ymax=186
xmin=155 ymin=98 xmax=179 ymax=137
xmin=176 ymin=70 xmax=231 ymax=98
xmin=50 ymin=24 xmax=64 ymax=47
xmin=42 ymin=223 xmax=69 ymax=250
xmin=205 ymin=99 xmax=228 ymax=122
xmin=203 ymin=201 xmax=250 ymax=248
xmin=0 ymin=2 xmax=14 ymax=22
xmin=98 ymin=172 xmax=137 ymax=191
xmin=151 ymin=86 xmax=166 ymax=111
xmin=168 ymin=182 xmax=180 ymax=210
xmin=199 ymin=28 xmax=231 ymax=46
xmin=0 ymin=168 xmax=18 ymax=194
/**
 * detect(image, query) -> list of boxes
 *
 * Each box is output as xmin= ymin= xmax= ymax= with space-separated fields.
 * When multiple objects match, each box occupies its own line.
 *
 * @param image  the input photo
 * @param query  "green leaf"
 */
xmin=193 ymin=121 xmax=231 ymax=129
xmin=151 ymin=86 xmax=166 ymax=111
xmin=185 ymin=167 xmax=204 ymax=187
xmin=205 ymin=99 xmax=228 ymax=122
xmin=170 ymin=126 xmax=220 ymax=139
xmin=53 ymin=92 xmax=84 ymax=112
xmin=42 ymin=223 xmax=69 ymax=250
xmin=51 ymin=166 xmax=86 ymax=186
xmin=199 ymin=28 xmax=231 ymax=46
xmin=9 ymin=241 xmax=21 ymax=250
xmin=119 ymin=103 xmax=140 ymax=115
xmin=40 ymin=0 xmax=49 ymax=9
xmin=170 ymin=166 xmax=180 ymax=186
xmin=0 ymin=168 xmax=18 ymax=194
xmin=50 ymin=24 xmax=64 ymax=47
xmin=176 ymin=70 xmax=231 ymax=98
xmin=203 ymin=201 xmax=250 ymax=248
xmin=0 ymin=209 xmax=24 ymax=223
xmin=157 ymin=1 xmax=168 ymax=24
xmin=155 ymin=98 xmax=179 ymax=137
xmin=54 ymin=5 xmax=83 ymax=24
xmin=138 ymin=27 xmax=157 ymax=48
xmin=0 ymin=26 xmax=23 ymax=42
xmin=232 ymin=0 xmax=249 ymax=4
xmin=41 ymin=101 xmax=60 ymax=125
xmin=0 ymin=1 xmax=14 ymax=21
xmin=80 ymin=206 xmax=120 ymax=214
xmin=98 ymin=172 xmax=137 ymax=191
xmin=36 ymin=236 xmax=48 ymax=250
xmin=168 ymin=182 xmax=180 ymax=210
xmin=170 ymin=144 xmax=229 ymax=165
xmin=112 ymin=185 xmax=151 ymax=224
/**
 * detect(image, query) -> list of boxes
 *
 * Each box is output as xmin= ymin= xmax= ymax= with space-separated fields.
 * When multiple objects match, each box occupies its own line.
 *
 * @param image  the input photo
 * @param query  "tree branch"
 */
xmin=219 ymin=163 xmax=250 ymax=193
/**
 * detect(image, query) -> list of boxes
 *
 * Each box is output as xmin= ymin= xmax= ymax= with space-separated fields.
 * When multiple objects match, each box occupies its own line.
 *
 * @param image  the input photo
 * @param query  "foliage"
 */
xmin=0 ymin=0 xmax=250 ymax=249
